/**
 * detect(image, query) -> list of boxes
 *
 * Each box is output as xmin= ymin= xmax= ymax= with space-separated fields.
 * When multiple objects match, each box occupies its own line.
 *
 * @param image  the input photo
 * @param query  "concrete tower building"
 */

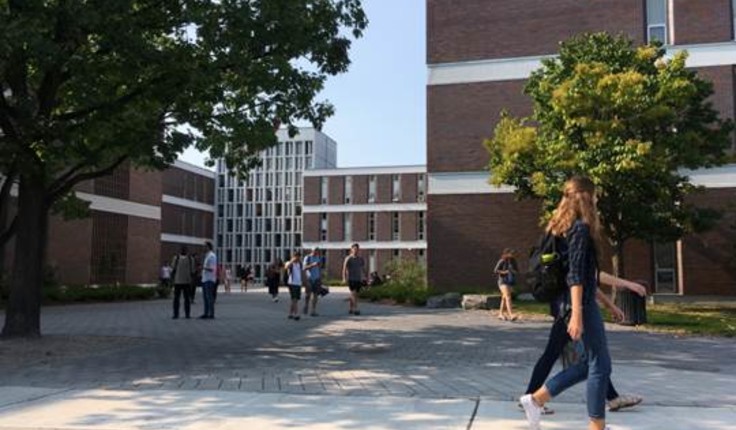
xmin=215 ymin=128 xmax=337 ymax=278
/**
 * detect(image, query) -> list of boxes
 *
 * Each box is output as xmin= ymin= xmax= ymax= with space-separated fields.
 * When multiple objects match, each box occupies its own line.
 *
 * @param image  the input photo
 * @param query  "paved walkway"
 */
xmin=1 ymin=288 xmax=735 ymax=429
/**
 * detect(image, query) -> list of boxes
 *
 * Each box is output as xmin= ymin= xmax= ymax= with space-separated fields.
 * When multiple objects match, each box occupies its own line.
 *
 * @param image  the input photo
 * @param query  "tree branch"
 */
xmin=46 ymin=155 xmax=128 ymax=205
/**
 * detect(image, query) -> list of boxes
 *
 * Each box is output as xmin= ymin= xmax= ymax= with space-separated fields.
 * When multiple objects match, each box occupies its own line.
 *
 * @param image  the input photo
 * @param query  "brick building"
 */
xmin=3 ymin=160 xmax=215 ymax=286
xmin=302 ymin=166 xmax=427 ymax=280
xmin=426 ymin=0 xmax=736 ymax=295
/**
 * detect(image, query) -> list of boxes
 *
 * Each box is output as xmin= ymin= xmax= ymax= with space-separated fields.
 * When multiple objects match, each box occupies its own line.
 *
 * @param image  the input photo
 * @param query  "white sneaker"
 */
xmin=519 ymin=394 xmax=542 ymax=430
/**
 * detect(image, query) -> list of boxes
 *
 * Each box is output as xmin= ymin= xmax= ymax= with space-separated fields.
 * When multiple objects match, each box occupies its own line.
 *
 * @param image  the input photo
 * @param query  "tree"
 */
xmin=0 ymin=0 xmax=367 ymax=337
xmin=485 ymin=33 xmax=732 ymax=282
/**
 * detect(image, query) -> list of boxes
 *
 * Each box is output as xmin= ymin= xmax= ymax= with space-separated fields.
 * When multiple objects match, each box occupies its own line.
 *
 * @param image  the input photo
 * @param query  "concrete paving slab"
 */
xmin=471 ymin=399 xmax=736 ymax=430
xmin=0 ymin=387 xmax=67 ymax=409
xmin=0 ymin=388 xmax=475 ymax=430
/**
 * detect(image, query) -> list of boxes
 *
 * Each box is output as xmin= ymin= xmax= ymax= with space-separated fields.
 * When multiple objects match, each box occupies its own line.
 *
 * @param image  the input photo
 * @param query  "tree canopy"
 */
xmin=485 ymin=33 xmax=733 ymax=274
xmin=0 ymin=0 xmax=367 ymax=337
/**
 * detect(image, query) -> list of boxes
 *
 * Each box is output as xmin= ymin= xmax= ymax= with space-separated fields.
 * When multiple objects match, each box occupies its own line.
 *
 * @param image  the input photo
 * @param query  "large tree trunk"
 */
xmin=1 ymin=178 xmax=48 ymax=338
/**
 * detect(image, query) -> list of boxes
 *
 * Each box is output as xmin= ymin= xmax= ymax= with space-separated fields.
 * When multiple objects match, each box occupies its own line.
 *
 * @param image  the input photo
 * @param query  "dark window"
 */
xmin=255 ymin=234 xmax=262 ymax=247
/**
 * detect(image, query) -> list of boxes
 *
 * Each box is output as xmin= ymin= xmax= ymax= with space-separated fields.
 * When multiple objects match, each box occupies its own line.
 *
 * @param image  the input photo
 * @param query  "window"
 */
xmin=320 ymin=213 xmax=328 ymax=241
xmin=646 ymin=0 xmax=668 ymax=44
xmin=392 ymin=212 xmax=400 ymax=241
xmin=369 ymin=250 xmax=376 ymax=273
xmin=344 ymin=176 xmax=353 ymax=204
xmin=320 ymin=177 xmax=329 ymax=204
xmin=418 ymin=212 xmax=426 ymax=240
xmin=653 ymin=242 xmax=679 ymax=293
xmin=391 ymin=174 xmax=401 ymax=202
xmin=368 ymin=213 xmax=376 ymax=241
xmin=368 ymin=175 xmax=376 ymax=203
xmin=344 ymin=213 xmax=352 ymax=241
xmin=392 ymin=249 xmax=400 ymax=259
xmin=417 ymin=174 xmax=426 ymax=202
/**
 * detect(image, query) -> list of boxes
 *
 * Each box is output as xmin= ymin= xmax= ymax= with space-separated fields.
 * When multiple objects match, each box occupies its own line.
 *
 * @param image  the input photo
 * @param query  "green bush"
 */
xmin=43 ymin=284 xmax=156 ymax=303
xmin=360 ymin=259 xmax=430 ymax=306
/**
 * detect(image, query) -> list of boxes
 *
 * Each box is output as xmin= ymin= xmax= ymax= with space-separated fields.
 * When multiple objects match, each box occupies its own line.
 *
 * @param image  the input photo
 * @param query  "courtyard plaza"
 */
xmin=0 ymin=288 xmax=734 ymax=429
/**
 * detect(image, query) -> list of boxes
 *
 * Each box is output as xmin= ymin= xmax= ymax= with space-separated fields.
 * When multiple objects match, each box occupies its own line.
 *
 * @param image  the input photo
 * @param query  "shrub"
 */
xmin=43 ymin=284 xmax=156 ymax=303
xmin=361 ymin=259 xmax=430 ymax=306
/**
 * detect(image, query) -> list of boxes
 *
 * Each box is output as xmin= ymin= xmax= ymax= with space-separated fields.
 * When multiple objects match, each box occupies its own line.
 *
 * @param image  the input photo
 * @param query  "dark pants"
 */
xmin=202 ymin=281 xmax=216 ymax=318
xmin=186 ymin=283 xmax=196 ymax=304
xmin=267 ymin=281 xmax=279 ymax=297
xmin=172 ymin=284 xmax=191 ymax=318
xmin=525 ymin=312 xmax=619 ymax=400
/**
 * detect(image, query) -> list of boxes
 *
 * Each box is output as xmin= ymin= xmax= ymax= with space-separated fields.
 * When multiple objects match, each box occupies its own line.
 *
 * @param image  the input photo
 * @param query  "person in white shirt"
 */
xmin=284 ymin=251 xmax=304 ymax=321
xmin=199 ymin=241 xmax=217 ymax=319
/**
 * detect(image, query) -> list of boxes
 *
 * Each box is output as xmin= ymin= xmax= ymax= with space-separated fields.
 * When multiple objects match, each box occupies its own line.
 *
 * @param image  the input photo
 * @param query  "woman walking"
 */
xmin=519 ymin=176 xmax=643 ymax=430
xmin=265 ymin=258 xmax=283 ymax=302
xmin=493 ymin=248 xmax=518 ymax=321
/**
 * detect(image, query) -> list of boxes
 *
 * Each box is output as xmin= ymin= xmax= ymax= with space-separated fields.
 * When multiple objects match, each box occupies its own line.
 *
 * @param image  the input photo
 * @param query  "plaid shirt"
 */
xmin=562 ymin=220 xmax=599 ymax=306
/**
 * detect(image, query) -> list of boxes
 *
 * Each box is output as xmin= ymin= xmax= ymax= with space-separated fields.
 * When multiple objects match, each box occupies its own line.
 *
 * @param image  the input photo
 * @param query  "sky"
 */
xmin=179 ymin=0 xmax=426 ymax=169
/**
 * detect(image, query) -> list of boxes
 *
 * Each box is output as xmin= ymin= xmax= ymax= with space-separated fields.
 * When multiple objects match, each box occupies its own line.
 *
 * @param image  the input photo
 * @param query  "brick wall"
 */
xmin=303 ymin=177 xmax=320 ymax=205
xmin=162 ymin=167 xmax=214 ymax=204
xmin=673 ymin=0 xmax=733 ymax=45
xmin=47 ymin=216 xmax=93 ymax=285
xmin=428 ymin=80 xmax=531 ymax=173
xmin=126 ymin=217 xmax=161 ymax=283
xmin=427 ymin=0 xmax=644 ymax=64
xmin=353 ymin=175 xmax=369 ymax=204
xmin=129 ymin=167 xmax=162 ymax=206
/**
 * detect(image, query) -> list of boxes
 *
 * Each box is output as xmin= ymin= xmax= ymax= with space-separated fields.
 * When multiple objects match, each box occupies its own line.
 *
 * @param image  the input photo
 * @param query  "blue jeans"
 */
xmin=526 ymin=314 xmax=619 ymax=400
xmin=202 ymin=281 xmax=216 ymax=318
xmin=544 ymin=302 xmax=611 ymax=419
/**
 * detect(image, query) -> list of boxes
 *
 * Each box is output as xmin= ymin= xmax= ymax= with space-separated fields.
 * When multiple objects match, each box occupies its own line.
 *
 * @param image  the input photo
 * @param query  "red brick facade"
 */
xmin=426 ymin=0 xmax=736 ymax=295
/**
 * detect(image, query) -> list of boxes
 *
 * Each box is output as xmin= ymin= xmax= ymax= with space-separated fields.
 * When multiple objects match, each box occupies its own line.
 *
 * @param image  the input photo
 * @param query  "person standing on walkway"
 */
xmin=520 ymin=176 xmax=643 ymax=430
xmin=199 ymin=241 xmax=217 ymax=319
xmin=224 ymin=267 xmax=232 ymax=294
xmin=285 ymin=251 xmax=304 ymax=320
xmin=170 ymin=246 xmax=194 ymax=319
xmin=303 ymin=247 xmax=324 ymax=316
xmin=494 ymin=248 xmax=519 ymax=321
xmin=342 ymin=243 xmax=366 ymax=316
xmin=265 ymin=258 xmax=283 ymax=302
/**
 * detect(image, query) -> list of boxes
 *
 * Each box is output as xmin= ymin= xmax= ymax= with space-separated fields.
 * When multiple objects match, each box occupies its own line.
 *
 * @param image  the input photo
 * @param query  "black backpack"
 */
xmin=526 ymin=232 xmax=568 ymax=303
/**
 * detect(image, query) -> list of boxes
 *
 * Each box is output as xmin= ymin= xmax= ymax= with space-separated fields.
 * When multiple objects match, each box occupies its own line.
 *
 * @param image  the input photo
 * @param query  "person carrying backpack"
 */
xmin=519 ymin=176 xmax=647 ymax=430
xmin=493 ymin=248 xmax=519 ymax=321
xmin=285 ymin=251 xmax=304 ymax=321
xmin=170 ymin=245 xmax=195 ymax=319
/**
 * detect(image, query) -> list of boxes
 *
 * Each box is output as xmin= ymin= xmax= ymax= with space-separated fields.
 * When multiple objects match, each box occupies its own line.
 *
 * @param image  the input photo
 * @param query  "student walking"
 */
xmin=519 ymin=176 xmax=646 ymax=430
xmin=494 ymin=248 xmax=519 ymax=321
xmin=303 ymin=247 xmax=324 ymax=316
xmin=265 ymin=258 xmax=283 ymax=302
xmin=170 ymin=246 xmax=195 ymax=319
xmin=522 ymin=287 xmax=645 ymax=416
xmin=285 ymin=251 xmax=304 ymax=320
xmin=224 ymin=267 xmax=232 ymax=293
xmin=199 ymin=241 xmax=217 ymax=319
xmin=342 ymin=243 xmax=366 ymax=315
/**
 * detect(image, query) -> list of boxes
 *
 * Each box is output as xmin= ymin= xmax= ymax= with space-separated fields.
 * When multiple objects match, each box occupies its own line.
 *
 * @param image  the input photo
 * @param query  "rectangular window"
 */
xmin=392 ymin=249 xmax=400 ymax=259
xmin=320 ymin=177 xmax=329 ymax=204
xmin=392 ymin=212 xmax=400 ymax=241
xmin=391 ymin=174 xmax=401 ymax=202
xmin=368 ymin=213 xmax=376 ymax=241
xmin=369 ymin=250 xmax=376 ymax=273
xmin=320 ymin=213 xmax=328 ymax=241
xmin=417 ymin=174 xmax=426 ymax=202
xmin=646 ymin=0 xmax=668 ymax=44
xmin=653 ymin=242 xmax=679 ymax=293
xmin=344 ymin=213 xmax=352 ymax=242
xmin=418 ymin=212 xmax=426 ymax=240
xmin=344 ymin=176 xmax=353 ymax=204
xmin=368 ymin=175 xmax=376 ymax=203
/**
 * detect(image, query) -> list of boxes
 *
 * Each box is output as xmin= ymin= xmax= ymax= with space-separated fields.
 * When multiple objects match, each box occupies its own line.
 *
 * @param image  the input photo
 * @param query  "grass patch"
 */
xmin=512 ymin=300 xmax=736 ymax=337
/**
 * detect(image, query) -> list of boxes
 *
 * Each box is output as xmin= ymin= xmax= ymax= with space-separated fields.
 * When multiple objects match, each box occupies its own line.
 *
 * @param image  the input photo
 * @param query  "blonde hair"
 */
xmin=546 ymin=176 xmax=603 ymax=248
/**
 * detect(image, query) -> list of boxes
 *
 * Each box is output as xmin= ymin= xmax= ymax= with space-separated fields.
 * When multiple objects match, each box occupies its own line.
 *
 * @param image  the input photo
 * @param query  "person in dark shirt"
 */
xmin=519 ymin=176 xmax=647 ymax=430
xmin=342 ymin=243 xmax=366 ymax=315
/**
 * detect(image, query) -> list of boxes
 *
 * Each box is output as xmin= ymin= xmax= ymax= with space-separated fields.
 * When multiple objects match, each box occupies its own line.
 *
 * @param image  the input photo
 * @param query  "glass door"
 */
xmin=653 ymin=242 xmax=678 ymax=294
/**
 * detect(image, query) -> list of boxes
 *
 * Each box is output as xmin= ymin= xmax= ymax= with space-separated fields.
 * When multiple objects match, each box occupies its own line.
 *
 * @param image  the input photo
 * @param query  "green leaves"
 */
xmin=0 ymin=0 xmax=367 ymax=186
xmin=486 ymin=32 xmax=733 ymax=245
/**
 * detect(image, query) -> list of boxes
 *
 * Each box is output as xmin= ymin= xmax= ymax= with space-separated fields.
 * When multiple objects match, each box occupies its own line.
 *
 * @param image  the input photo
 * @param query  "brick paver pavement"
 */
xmin=2 ymin=288 xmax=735 ymax=408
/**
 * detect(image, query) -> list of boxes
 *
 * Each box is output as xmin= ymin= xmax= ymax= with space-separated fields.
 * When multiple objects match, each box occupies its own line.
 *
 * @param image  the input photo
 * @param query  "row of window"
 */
xmin=217 ymin=232 xmax=302 ymax=252
xmin=319 ymin=174 xmax=427 ymax=205
xmin=319 ymin=212 xmax=426 ymax=242
xmin=645 ymin=0 xmax=736 ymax=44
xmin=217 ymin=215 xmax=303 ymax=234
